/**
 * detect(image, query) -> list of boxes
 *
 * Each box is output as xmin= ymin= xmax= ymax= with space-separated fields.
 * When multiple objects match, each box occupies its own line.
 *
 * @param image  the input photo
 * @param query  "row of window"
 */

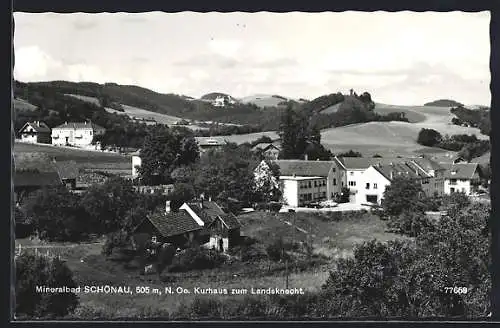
xmin=299 ymin=192 xmax=327 ymax=201
xmin=299 ymin=180 xmax=326 ymax=189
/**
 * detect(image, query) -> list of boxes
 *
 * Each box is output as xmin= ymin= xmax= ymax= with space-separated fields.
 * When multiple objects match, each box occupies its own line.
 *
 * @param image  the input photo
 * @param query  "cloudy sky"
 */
xmin=14 ymin=11 xmax=490 ymax=106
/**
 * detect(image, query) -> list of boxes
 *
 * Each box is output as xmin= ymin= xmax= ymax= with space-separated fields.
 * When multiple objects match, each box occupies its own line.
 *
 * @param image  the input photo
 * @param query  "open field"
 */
xmin=13 ymin=98 xmax=38 ymax=112
xmin=14 ymin=141 xmax=131 ymax=173
xmin=15 ymin=211 xmax=406 ymax=318
xmin=239 ymin=94 xmax=288 ymax=108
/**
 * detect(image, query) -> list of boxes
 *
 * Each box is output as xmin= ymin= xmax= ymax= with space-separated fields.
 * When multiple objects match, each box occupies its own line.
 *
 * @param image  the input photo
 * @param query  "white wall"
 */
xmin=444 ymin=178 xmax=472 ymax=195
xmin=281 ymin=179 xmax=299 ymax=207
xmin=356 ymin=167 xmax=391 ymax=205
xmin=21 ymin=134 xmax=37 ymax=143
xmin=52 ymin=127 xmax=105 ymax=147
xmin=132 ymin=156 xmax=142 ymax=178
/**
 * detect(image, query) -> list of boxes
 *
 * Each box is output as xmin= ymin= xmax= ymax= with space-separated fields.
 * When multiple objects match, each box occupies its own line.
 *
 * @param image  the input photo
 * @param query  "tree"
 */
xmin=138 ymin=126 xmax=199 ymax=185
xmin=279 ymin=105 xmax=308 ymax=159
xmin=338 ymin=150 xmax=363 ymax=158
xmin=193 ymin=143 xmax=258 ymax=205
xmin=25 ymin=187 xmax=88 ymax=242
xmin=253 ymin=160 xmax=281 ymax=203
xmin=169 ymin=183 xmax=196 ymax=211
xmin=417 ymin=128 xmax=443 ymax=147
xmin=16 ymin=254 xmax=79 ymax=318
xmin=381 ymin=176 xmax=426 ymax=217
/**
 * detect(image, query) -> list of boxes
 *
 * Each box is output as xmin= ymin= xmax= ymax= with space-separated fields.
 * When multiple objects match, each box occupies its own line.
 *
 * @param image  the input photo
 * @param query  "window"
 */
xmin=350 ymin=172 xmax=354 ymax=176
xmin=332 ymin=168 xmax=336 ymax=173
xmin=333 ymin=178 xmax=337 ymax=186
xmin=348 ymin=181 xmax=356 ymax=187
xmin=450 ymin=179 xmax=457 ymax=185
xmin=151 ymin=236 xmax=157 ymax=243
xmin=374 ymin=183 xmax=378 ymax=189
xmin=314 ymin=181 xmax=317 ymax=187
xmin=450 ymin=187 xmax=455 ymax=193
xmin=308 ymin=181 xmax=312 ymax=188
xmin=366 ymin=183 xmax=370 ymax=189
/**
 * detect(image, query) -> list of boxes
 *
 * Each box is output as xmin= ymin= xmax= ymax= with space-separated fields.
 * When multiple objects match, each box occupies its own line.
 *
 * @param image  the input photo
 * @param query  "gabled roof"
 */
xmin=251 ymin=143 xmax=281 ymax=152
xmin=411 ymin=157 xmax=445 ymax=172
xmin=336 ymin=157 xmax=408 ymax=170
xmin=54 ymin=160 xmax=79 ymax=180
xmin=53 ymin=121 xmax=105 ymax=131
xmin=439 ymin=163 xmax=479 ymax=180
xmin=273 ymin=160 xmax=336 ymax=177
xmin=185 ymin=201 xmax=240 ymax=230
xmin=19 ymin=121 xmax=51 ymax=134
xmin=194 ymin=137 xmax=227 ymax=147
xmin=372 ymin=162 xmax=432 ymax=182
xmin=145 ymin=209 xmax=204 ymax=237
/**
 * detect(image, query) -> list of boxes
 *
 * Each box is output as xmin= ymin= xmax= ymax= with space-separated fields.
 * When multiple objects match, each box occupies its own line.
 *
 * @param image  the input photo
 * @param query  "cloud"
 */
xmin=14 ymin=46 xmax=63 ymax=81
xmin=207 ymin=39 xmax=242 ymax=58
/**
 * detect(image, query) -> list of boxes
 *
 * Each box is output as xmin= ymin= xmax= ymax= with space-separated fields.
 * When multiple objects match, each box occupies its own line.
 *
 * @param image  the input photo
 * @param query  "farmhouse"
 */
xmin=53 ymin=160 xmax=79 ymax=190
xmin=272 ymin=160 xmax=340 ymax=207
xmin=13 ymin=152 xmax=63 ymax=203
xmin=195 ymin=137 xmax=227 ymax=153
xmin=440 ymin=163 xmax=481 ymax=195
xmin=18 ymin=121 xmax=51 ymax=144
xmin=131 ymin=155 xmax=142 ymax=178
xmin=134 ymin=199 xmax=240 ymax=252
xmin=51 ymin=121 xmax=105 ymax=148
xmin=251 ymin=143 xmax=281 ymax=160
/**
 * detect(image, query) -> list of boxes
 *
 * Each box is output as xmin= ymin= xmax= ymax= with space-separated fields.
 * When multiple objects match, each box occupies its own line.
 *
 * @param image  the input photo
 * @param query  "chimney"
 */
xmin=304 ymin=154 xmax=308 ymax=161
xmin=165 ymin=200 xmax=171 ymax=213
xmin=390 ymin=171 xmax=393 ymax=180
xmin=199 ymin=193 xmax=205 ymax=208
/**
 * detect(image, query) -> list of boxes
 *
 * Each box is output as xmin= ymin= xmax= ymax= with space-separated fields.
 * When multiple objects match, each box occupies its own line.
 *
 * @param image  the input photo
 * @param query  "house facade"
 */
xmin=440 ymin=163 xmax=481 ymax=195
xmin=272 ymin=160 xmax=340 ymax=207
xmin=132 ymin=155 xmax=142 ymax=178
xmin=51 ymin=121 xmax=105 ymax=148
xmin=355 ymin=166 xmax=392 ymax=205
xmin=18 ymin=121 xmax=51 ymax=144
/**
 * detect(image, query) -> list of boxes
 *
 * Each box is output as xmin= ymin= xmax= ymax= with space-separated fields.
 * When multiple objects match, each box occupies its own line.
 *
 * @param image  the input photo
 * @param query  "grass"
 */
xmin=239 ymin=94 xmax=289 ymax=108
xmin=16 ymin=211 xmax=406 ymax=319
xmin=14 ymin=141 xmax=131 ymax=173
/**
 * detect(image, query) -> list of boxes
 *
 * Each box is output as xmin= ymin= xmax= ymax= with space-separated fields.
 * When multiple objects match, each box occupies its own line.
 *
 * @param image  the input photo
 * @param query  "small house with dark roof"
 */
xmin=133 ymin=201 xmax=209 ymax=249
xmin=53 ymin=160 xmax=79 ymax=189
xmin=51 ymin=121 xmax=105 ymax=147
xmin=14 ymin=153 xmax=63 ymax=203
xmin=251 ymin=143 xmax=281 ymax=160
xmin=133 ymin=199 xmax=240 ymax=252
xmin=18 ymin=121 xmax=52 ymax=144
xmin=439 ymin=163 xmax=481 ymax=195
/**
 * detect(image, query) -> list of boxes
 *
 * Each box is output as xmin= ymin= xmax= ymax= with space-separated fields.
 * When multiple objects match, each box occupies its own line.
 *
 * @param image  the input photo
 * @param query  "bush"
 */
xmin=265 ymin=238 xmax=295 ymax=262
xmin=15 ymin=254 xmax=79 ymax=318
xmin=417 ymin=128 xmax=442 ymax=147
xmin=169 ymin=246 xmax=226 ymax=272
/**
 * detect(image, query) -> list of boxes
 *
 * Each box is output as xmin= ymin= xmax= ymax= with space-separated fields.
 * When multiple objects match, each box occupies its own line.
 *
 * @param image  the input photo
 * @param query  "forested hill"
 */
xmin=424 ymin=99 xmax=464 ymax=107
xmin=14 ymin=80 xmax=409 ymax=134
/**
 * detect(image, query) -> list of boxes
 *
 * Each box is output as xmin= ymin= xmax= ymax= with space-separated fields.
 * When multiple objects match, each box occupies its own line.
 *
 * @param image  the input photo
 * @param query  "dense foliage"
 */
xmin=424 ymin=99 xmax=464 ymax=107
xmin=16 ymin=254 xmax=79 ymax=318
xmin=417 ymin=128 xmax=443 ymax=147
xmin=450 ymin=106 xmax=490 ymax=136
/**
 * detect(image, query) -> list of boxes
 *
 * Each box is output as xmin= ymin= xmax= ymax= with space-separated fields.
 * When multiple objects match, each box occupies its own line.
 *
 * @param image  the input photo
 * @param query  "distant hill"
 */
xmin=239 ymin=94 xmax=294 ymax=108
xmin=200 ymin=92 xmax=239 ymax=104
xmin=424 ymin=99 xmax=464 ymax=107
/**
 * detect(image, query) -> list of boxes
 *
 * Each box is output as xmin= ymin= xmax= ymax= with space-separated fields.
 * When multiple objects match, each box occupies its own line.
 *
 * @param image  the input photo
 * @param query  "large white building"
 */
xmin=51 ymin=121 xmax=105 ymax=148
xmin=271 ymin=160 xmax=341 ymax=207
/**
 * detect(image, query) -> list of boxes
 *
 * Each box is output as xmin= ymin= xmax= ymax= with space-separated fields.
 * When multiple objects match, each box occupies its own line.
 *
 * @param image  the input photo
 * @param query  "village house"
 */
xmin=356 ymin=162 xmax=433 ymax=205
xmin=440 ymin=163 xmax=481 ymax=195
xmin=131 ymin=154 xmax=142 ymax=179
xmin=194 ymin=137 xmax=227 ymax=153
xmin=53 ymin=160 xmax=79 ymax=190
xmin=251 ymin=142 xmax=281 ymax=160
xmin=13 ymin=152 xmax=63 ymax=204
xmin=51 ymin=121 xmax=105 ymax=148
xmin=133 ymin=199 xmax=240 ymax=252
xmin=18 ymin=121 xmax=51 ymax=144
xmin=333 ymin=156 xmax=446 ymax=203
xmin=271 ymin=160 xmax=340 ymax=207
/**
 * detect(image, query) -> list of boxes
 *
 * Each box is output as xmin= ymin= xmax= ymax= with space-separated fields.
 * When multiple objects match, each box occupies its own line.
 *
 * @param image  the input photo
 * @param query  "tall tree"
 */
xmin=279 ymin=105 xmax=308 ymax=159
xmin=138 ymin=126 xmax=199 ymax=185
